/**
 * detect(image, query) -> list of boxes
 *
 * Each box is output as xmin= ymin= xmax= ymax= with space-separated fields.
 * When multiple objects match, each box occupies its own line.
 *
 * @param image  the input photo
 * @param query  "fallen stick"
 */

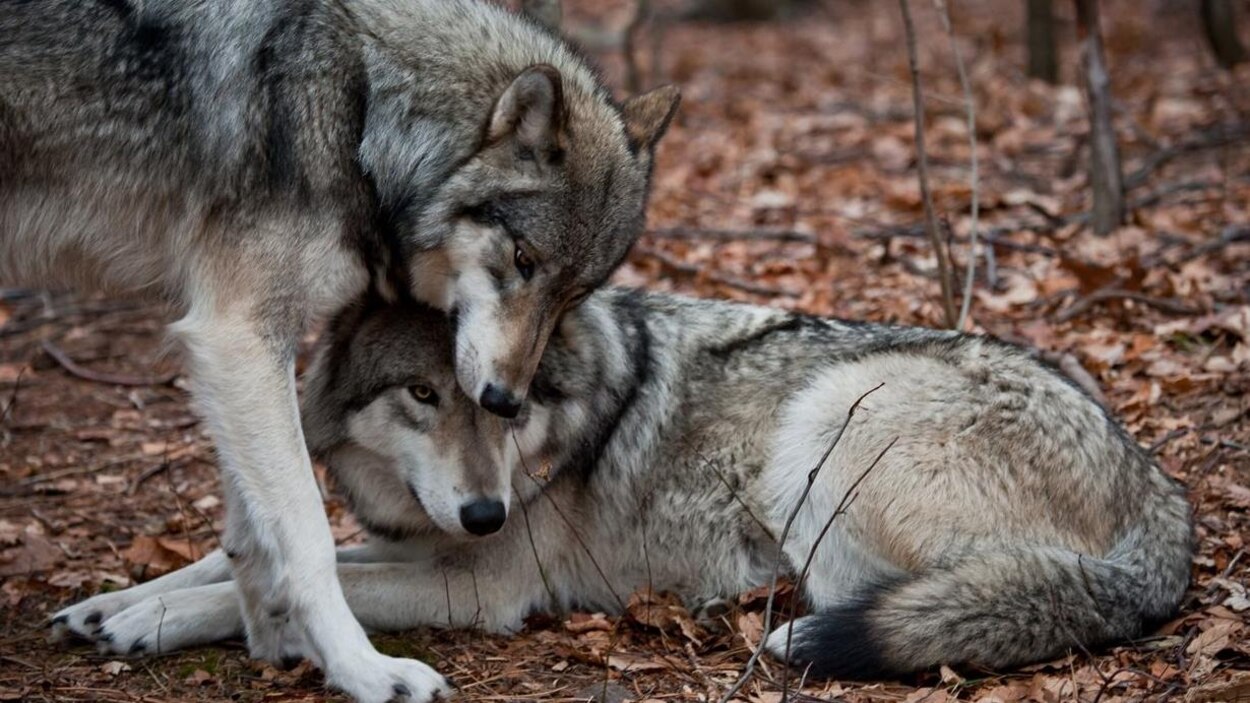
xmin=647 ymin=227 xmax=816 ymax=244
xmin=638 ymin=247 xmax=800 ymax=298
xmin=1055 ymin=287 xmax=1202 ymax=323
xmin=41 ymin=340 xmax=177 ymax=387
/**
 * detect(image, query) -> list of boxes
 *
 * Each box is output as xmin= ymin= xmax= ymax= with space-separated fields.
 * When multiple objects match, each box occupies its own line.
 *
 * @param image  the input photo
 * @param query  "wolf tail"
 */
xmin=768 ymin=485 xmax=1192 ymax=679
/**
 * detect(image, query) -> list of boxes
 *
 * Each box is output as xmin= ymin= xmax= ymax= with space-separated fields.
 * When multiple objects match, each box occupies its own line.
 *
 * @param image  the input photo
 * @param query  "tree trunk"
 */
xmin=1027 ymin=0 xmax=1059 ymax=82
xmin=1075 ymin=0 xmax=1124 ymax=236
xmin=1200 ymin=0 xmax=1247 ymax=69
xmin=624 ymin=0 xmax=651 ymax=93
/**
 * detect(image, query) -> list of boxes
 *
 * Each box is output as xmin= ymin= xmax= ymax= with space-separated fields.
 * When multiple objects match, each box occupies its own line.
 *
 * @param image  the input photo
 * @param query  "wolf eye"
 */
xmin=408 ymin=384 xmax=439 ymax=406
xmin=514 ymin=246 xmax=535 ymax=280
xmin=466 ymin=204 xmax=505 ymax=228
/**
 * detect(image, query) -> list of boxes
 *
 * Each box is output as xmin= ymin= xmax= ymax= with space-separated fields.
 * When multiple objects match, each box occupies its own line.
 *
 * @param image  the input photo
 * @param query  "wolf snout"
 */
xmin=479 ymin=383 xmax=522 ymax=419
xmin=459 ymin=498 xmax=507 ymax=536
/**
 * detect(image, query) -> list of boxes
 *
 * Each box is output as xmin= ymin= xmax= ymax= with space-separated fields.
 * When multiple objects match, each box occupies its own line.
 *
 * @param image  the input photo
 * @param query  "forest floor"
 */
xmin=2 ymin=1 xmax=1249 ymax=701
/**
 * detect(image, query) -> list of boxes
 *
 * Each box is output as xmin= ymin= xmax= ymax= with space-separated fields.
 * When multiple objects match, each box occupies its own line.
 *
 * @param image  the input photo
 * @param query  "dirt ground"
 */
xmin=2 ymin=1 xmax=1249 ymax=701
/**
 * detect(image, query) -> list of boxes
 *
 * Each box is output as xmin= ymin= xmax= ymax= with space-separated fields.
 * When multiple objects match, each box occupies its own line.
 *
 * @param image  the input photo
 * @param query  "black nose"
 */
xmin=459 ymin=499 xmax=507 ymax=536
xmin=479 ymin=384 xmax=521 ymax=419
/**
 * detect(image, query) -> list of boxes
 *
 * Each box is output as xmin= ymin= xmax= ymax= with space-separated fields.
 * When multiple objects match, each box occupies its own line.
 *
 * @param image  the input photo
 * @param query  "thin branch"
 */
xmin=41 ymin=340 xmax=176 ymax=387
xmin=647 ymin=227 xmax=816 ymax=244
xmin=511 ymin=477 xmax=559 ymax=609
xmin=858 ymin=224 xmax=1061 ymax=258
xmin=638 ymin=247 xmax=800 ymax=298
xmin=1055 ymin=287 xmax=1203 ymax=323
xmin=717 ymin=382 xmax=885 ymax=703
xmin=900 ymin=0 xmax=957 ymax=328
xmin=1158 ymin=225 xmax=1250 ymax=268
xmin=933 ymin=0 xmax=980 ymax=330
xmin=1 ymin=366 xmax=25 ymax=428
xmin=701 ymin=453 xmax=779 ymax=543
xmin=781 ymin=436 xmax=899 ymax=699
xmin=511 ymin=430 xmax=626 ymax=611
xmin=1044 ymin=351 xmax=1108 ymax=407
xmin=1124 ymin=123 xmax=1250 ymax=190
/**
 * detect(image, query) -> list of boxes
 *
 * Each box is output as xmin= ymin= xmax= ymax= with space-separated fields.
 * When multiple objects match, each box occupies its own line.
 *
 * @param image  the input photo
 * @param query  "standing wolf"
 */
xmin=1 ymin=0 xmax=678 ymax=699
xmin=64 ymin=290 xmax=1195 ymax=678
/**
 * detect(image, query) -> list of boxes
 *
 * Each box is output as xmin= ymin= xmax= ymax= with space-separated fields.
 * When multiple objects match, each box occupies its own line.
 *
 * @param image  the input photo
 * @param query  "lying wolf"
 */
xmin=56 ymin=289 xmax=1194 ymax=679
xmin=9 ymin=1 xmax=677 ymax=698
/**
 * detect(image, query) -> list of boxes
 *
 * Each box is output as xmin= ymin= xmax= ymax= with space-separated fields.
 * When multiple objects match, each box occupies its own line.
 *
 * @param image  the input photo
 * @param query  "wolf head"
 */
xmin=409 ymin=73 xmax=678 ymax=418
xmin=301 ymin=297 xmax=556 ymax=539
xmin=356 ymin=1 xmax=679 ymax=419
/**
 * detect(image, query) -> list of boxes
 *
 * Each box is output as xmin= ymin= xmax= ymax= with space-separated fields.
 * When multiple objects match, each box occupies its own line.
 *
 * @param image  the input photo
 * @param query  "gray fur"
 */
xmin=64 ymin=288 xmax=1193 ymax=678
xmin=16 ymin=2 xmax=678 ymax=700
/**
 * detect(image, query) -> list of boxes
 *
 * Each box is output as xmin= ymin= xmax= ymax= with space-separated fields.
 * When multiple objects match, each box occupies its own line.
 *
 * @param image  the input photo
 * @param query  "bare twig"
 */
xmin=701 ymin=453 xmax=779 ymax=542
xmin=717 ymin=382 xmax=885 ymax=703
xmin=933 ymin=0 xmax=980 ymax=331
xmin=624 ymin=0 xmax=651 ymax=94
xmin=781 ymin=436 xmax=899 ymax=699
xmin=511 ymin=430 xmax=626 ymax=611
xmin=1055 ymin=287 xmax=1203 ymax=323
xmin=129 ymin=458 xmax=181 ymax=496
xmin=164 ymin=450 xmax=200 ymax=568
xmin=858 ymin=224 xmax=1061 ymax=258
xmin=1124 ymin=123 xmax=1250 ymax=190
xmin=41 ymin=340 xmax=176 ymax=387
xmin=899 ymin=0 xmax=957 ymax=327
xmin=638 ymin=247 xmax=800 ymax=298
xmin=647 ymin=227 xmax=816 ymax=244
xmin=1046 ymin=351 xmax=1108 ymax=407
xmin=1 ymin=366 xmax=25 ymax=430
xmin=509 ymin=476 xmax=559 ymax=608
xmin=1159 ymin=226 xmax=1250 ymax=268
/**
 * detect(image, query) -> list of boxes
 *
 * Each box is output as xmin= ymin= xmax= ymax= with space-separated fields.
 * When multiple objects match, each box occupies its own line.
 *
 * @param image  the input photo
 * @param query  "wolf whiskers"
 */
xmin=717 ymin=382 xmax=884 ymax=703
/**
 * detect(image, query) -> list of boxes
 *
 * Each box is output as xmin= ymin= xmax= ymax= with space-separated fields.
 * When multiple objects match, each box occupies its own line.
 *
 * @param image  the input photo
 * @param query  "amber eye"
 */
xmin=514 ymin=245 xmax=535 ymax=280
xmin=408 ymin=384 xmax=439 ymax=406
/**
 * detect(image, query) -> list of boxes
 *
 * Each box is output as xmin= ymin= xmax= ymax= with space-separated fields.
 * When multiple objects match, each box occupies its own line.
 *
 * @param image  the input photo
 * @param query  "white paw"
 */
xmin=95 ymin=584 xmax=243 ymax=656
xmin=50 ymin=589 xmax=143 ymax=643
xmin=327 ymin=652 xmax=453 ymax=703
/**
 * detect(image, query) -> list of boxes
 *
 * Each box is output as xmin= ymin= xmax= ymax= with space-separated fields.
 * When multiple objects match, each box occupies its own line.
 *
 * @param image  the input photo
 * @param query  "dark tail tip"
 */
xmin=770 ymin=582 xmax=905 ymax=681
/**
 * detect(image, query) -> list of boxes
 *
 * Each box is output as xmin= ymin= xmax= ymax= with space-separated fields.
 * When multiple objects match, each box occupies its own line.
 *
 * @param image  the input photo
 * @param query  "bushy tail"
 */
xmin=769 ymin=490 xmax=1193 ymax=680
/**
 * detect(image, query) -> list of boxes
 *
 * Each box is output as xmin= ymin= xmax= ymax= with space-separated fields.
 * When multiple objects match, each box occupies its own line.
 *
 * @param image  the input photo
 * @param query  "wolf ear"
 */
xmin=521 ymin=0 xmax=562 ymax=31
xmin=488 ymin=65 xmax=564 ymax=153
xmin=621 ymin=85 xmax=681 ymax=152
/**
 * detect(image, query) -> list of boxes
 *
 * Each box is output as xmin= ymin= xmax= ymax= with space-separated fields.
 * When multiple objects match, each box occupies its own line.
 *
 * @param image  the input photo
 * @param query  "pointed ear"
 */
xmin=487 ymin=64 xmax=564 ymax=152
xmin=621 ymin=85 xmax=681 ymax=151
